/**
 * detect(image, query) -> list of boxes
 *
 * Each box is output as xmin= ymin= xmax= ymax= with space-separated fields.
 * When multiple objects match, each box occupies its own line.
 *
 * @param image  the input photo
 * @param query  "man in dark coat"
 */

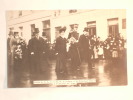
xmin=68 ymin=24 xmax=81 ymax=75
xmin=79 ymin=27 xmax=92 ymax=69
xmin=28 ymin=28 xmax=46 ymax=77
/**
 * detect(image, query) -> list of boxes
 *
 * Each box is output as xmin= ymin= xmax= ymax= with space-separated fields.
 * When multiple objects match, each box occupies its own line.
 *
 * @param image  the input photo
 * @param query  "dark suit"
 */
xmin=68 ymin=31 xmax=81 ymax=71
xmin=28 ymin=36 xmax=46 ymax=74
xmin=79 ymin=34 xmax=92 ymax=68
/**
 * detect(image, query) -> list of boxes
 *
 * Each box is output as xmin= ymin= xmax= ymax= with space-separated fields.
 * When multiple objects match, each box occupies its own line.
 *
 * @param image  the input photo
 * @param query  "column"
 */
xmin=96 ymin=17 xmax=108 ymax=41
xmin=35 ymin=21 xmax=43 ymax=36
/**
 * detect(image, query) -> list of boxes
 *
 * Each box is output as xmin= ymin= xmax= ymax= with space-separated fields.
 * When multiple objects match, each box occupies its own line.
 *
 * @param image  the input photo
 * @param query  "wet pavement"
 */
xmin=8 ymin=58 xmax=127 ymax=88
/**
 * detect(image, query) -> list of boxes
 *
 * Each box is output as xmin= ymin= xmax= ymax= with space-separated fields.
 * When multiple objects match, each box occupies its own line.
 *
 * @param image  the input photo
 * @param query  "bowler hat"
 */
xmin=83 ymin=27 xmax=89 ymax=32
xmin=59 ymin=26 xmax=66 ymax=33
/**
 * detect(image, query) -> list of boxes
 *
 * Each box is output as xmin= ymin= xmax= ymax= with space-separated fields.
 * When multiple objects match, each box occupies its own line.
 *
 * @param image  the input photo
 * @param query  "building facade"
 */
xmin=6 ymin=9 xmax=126 ymax=43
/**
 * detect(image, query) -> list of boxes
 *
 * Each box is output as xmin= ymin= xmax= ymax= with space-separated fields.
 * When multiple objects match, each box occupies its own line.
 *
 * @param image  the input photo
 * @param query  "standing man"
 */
xmin=79 ymin=27 xmax=92 ymax=69
xmin=28 ymin=28 xmax=46 ymax=79
xmin=68 ymin=24 xmax=81 ymax=77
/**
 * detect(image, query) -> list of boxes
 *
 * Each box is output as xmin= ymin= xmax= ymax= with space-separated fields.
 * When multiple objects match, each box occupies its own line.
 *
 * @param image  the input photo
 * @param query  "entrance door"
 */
xmin=88 ymin=27 xmax=96 ymax=36
xmin=42 ymin=20 xmax=51 ymax=42
xmin=108 ymin=18 xmax=119 ymax=37
xmin=108 ymin=25 xmax=119 ymax=37
xmin=87 ymin=21 xmax=96 ymax=36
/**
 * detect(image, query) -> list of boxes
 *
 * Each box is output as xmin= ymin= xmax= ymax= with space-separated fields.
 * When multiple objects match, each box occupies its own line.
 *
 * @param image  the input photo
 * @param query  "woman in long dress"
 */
xmin=55 ymin=26 xmax=68 ymax=80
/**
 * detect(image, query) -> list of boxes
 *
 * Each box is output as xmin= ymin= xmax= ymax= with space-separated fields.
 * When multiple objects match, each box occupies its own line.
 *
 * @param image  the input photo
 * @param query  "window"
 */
xmin=55 ymin=26 xmax=61 ymax=38
xmin=69 ymin=10 xmax=77 ymax=13
xmin=87 ymin=21 xmax=96 ymax=36
xmin=54 ymin=10 xmax=60 ymax=17
xmin=19 ymin=27 xmax=23 ymax=37
xmin=122 ymin=19 xmax=126 ymax=29
xmin=31 ymin=24 xmax=35 ymax=37
xmin=108 ymin=18 xmax=119 ymax=37
xmin=42 ymin=20 xmax=51 ymax=42
xmin=42 ymin=20 xmax=50 ymax=29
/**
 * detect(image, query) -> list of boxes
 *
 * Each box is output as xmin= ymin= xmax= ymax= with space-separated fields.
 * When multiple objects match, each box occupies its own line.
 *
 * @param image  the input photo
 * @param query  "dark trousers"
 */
xmin=81 ymin=52 xmax=92 ymax=69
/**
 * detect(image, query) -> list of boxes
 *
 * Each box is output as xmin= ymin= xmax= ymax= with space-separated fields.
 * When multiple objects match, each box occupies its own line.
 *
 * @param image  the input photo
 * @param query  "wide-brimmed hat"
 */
xmin=83 ymin=27 xmax=89 ymax=32
xmin=59 ymin=26 xmax=66 ymax=33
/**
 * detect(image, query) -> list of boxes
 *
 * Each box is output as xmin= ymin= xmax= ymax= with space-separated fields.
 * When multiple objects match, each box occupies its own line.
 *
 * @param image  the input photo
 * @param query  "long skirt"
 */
xmin=56 ymin=53 xmax=67 ymax=74
xmin=69 ymin=46 xmax=81 ymax=70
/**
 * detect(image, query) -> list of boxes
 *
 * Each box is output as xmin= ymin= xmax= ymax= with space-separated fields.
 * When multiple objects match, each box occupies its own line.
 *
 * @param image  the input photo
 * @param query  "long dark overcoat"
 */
xmin=28 ymin=37 xmax=46 ymax=74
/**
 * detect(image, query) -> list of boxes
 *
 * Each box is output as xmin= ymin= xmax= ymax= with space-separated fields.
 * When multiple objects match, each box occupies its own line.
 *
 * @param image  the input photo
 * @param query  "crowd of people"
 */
xmin=7 ymin=24 xmax=126 ymax=81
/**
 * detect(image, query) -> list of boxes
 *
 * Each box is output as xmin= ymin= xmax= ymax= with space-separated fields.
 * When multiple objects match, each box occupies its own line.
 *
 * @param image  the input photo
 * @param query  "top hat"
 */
xmin=59 ymin=26 xmax=66 ymax=33
xmin=34 ymin=28 xmax=39 ymax=34
xmin=83 ymin=27 xmax=89 ymax=32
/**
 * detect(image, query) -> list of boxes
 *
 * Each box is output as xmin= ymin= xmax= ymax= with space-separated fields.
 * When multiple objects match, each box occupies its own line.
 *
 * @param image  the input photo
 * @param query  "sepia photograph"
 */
xmin=6 ymin=9 xmax=127 ymax=88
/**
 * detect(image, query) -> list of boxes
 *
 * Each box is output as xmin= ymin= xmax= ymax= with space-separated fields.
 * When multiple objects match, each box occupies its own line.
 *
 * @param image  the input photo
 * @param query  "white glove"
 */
xmin=31 ymin=52 xmax=34 ymax=55
xmin=55 ymin=53 xmax=58 ymax=55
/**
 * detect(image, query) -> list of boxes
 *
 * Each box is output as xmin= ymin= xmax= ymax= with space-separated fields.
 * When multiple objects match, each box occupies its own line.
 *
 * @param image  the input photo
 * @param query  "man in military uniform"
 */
xmin=68 ymin=24 xmax=81 ymax=77
xmin=28 ymin=28 xmax=46 ymax=78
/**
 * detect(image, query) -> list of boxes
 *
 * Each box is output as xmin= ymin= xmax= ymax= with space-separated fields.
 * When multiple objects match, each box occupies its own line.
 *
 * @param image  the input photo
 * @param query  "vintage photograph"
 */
xmin=7 ymin=9 xmax=127 ymax=88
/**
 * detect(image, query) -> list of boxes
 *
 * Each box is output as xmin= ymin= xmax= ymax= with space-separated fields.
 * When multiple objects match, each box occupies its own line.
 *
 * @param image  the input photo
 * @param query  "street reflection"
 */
xmin=8 ymin=58 xmax=127 ymax=87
